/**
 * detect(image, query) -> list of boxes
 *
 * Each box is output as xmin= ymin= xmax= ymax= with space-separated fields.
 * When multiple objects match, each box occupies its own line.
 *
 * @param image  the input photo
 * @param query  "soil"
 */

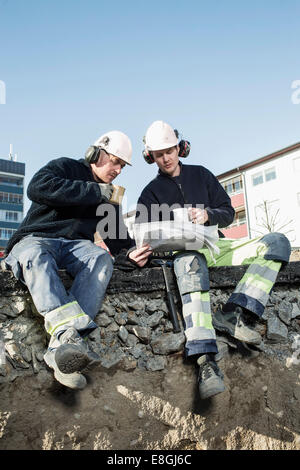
xmin=0 ymin=349 xmax=299 ymax=450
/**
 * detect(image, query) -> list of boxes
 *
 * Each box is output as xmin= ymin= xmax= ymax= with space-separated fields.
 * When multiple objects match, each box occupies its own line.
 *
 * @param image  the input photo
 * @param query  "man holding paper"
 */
xmin=130 ymin=120 xmax=291 ymax=400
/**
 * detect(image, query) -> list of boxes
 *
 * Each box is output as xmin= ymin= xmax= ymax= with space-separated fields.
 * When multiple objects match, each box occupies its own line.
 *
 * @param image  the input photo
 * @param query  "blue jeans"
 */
xmin=5 ymin=236 xmax=114 ymax=346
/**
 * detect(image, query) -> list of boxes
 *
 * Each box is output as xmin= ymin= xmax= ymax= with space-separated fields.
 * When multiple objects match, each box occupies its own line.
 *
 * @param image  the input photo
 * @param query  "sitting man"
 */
xmin=129 ymin=120 xmax=291 ymax=400
xmin=4 ymin=130 xmax=141 ymax=390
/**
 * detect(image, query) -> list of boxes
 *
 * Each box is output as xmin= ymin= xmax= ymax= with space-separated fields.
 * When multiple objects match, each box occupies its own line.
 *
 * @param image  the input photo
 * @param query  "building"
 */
xmin=0 ymin=146 xmax=25 ymax=257
xmin=217 ymin=141 xmax=300 ymax=247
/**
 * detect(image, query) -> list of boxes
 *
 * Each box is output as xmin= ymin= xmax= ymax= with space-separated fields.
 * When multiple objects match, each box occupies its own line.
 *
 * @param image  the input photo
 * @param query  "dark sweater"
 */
xmin=6 ymin=157 xmax=134 ymax=255
xmin=136 ymin=163 xmax=235 ymax=228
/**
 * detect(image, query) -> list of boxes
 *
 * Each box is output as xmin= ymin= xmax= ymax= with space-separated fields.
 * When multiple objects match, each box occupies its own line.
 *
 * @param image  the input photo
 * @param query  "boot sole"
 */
xmin=55 ymin=346 xmax=92 ymax=374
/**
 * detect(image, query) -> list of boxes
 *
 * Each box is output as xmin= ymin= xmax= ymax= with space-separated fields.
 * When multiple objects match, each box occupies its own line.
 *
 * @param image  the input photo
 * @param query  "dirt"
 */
xmin=0 ymin=349 xmax=299 ymax=450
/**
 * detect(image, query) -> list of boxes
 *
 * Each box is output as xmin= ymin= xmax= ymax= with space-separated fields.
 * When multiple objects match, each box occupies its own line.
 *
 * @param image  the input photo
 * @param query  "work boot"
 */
xmin=212 ymin=306 xmax=262 ymax=345
xmin=54 ymin=327 xmax=101 ymax=374
xmin=44 ymin=349 xmax=87 ymax=390
xmin=197 ymin=354 xmax=225 ymax=400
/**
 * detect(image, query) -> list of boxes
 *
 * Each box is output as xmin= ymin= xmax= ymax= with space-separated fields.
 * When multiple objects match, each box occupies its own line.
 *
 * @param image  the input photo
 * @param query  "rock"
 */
xmin=118 ymin=325 xmax=128 ymax=343
xmin=100 ymin=349 xmax=126 ymax=369
xmin=101 ymin=303 xmax=115 ymax=317
xmin=126 ymin=326 xmax=151 ymax=344
xmin=5 ymin=341 xmax=30 ymax=369
xmin=130 ymin=344 xmax=146 ymax=359
xmin=127 ymin=311 xmax=140 ymax=325
xmin=146 ymin=299 xmax=168 ymax=314
xmin=145 ymin=356 xmax=166 ymax=371
xmin=127 ymin=300 xmax=145 ymax=311
xmin=126 ymin=333 xmax=138 ymax=348
xmin=97 ymin=313 xmax=112 ymax=327
xmin=151 ymin=333 xmax=185 ymax=355
xmin=267 ymin=317 xmax=288 ymax=343
xmin=291 ymin=303 xmax=300 ymax=319
xmin=118 ymin=356 xmax=137 ymax=371
xmin=145 ymin=311 xmax=164 ymax=328
xmin=115 ymin=312 xmax=128 ymax=326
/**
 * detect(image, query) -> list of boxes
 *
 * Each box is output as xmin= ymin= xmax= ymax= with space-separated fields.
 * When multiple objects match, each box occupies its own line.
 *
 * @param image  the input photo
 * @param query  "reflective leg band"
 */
xmin=227 ymin=258 xmax=281 ymax=317
xmin=182 ymin=291 xmax=217 ymax=356
xmin=44 ymin=301 xmax=95 ymax=337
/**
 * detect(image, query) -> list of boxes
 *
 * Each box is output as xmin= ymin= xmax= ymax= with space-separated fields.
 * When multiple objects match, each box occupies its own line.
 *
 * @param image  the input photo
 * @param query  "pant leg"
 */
xmin=5 ymin=236 xmax=98 ymax=345
xmin=173 ymin=251 xmax=217 ymax=357
xmin=60 ymin=239 xmax=114 ymax=321
xmin=226 ymin=232 xmax=291 ymax=317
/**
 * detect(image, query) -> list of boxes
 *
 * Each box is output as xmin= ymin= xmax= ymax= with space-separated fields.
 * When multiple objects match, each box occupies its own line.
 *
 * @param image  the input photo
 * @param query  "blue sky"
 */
xmin=1 ymin=0 xmax=300 ymax=214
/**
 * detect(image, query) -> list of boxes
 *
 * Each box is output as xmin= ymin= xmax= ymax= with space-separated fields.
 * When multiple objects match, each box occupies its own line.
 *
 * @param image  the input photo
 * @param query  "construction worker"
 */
xmin=130 ymin=120 xmax=291 ymax=400
xmin=4 ymin=130 xmax=139 ymax=390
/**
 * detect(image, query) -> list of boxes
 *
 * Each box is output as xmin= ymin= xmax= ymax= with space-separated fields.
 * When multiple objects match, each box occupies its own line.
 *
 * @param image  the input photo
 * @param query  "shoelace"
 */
xmin=200 ymin=361 xmax=215 ymax=381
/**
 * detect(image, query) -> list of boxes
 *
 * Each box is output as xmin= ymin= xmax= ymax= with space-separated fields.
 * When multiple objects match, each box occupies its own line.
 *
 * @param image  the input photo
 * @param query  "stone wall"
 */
xmin=1 ymin=262 xmax=300 ymax=382
xmin=0 ymin=263 xmax=300 ymax=450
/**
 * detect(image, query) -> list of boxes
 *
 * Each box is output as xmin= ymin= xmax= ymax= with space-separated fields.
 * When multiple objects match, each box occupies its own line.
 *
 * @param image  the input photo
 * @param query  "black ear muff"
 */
xmin=178 ymin=140 xmax=191 ymax=158
xmin=85 ymin=146 xmax=101 ymax=164
xmin=143 ymin=149 xmax=155 ymax=164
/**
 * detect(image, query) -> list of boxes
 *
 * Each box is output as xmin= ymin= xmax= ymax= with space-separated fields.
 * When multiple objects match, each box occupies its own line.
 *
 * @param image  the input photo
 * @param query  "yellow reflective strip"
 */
xmin=191 ymin=291 xmax=210 ymax=302
xmin=48 ymin=313 xmax=86 ymax=336
xmin=238 ymin=272 xmax=273 ymax=294
xmin=251 ymin=258 xmax=281 ymax=273
xmin=193 ymin=311 xmax=214 ymax=330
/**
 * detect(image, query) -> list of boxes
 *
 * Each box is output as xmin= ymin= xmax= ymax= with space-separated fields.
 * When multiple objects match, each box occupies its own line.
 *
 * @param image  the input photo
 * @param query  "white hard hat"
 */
xmin=94 ymin=131 xmax=132 ymax=165
xmin=144 ymin=120 xmax=178 ymax=152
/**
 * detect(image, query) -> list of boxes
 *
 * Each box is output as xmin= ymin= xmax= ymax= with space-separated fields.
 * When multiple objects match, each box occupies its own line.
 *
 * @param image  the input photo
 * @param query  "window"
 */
xmin=230 ymin=210 xmax=246 ymax=227
xmin=252 ymin=172 xmax=263 ymax=186
xmin=222 ymin=175 xmax=243 ymax=195
xmin=5 ymin=211 xmax=19 ymax=222
xmin=265 ymin=167 xmax=276 ymax=182
xmin=0 ymin=192 xmax=23 ymax=204
xmin=0 ymin=176 xmax=23 ymax=187
xmin=0 ymin=228 xmax=16 ymax=240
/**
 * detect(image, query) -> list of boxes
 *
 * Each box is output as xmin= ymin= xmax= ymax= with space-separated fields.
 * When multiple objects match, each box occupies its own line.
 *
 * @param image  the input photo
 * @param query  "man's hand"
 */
xmin=128 ymin=244 xmax=153 ymax=267
xmin=188 ymin=207 xmax=209 ymax=224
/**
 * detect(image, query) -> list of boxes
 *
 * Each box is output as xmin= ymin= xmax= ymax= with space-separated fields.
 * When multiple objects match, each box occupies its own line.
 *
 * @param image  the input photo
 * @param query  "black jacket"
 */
xmin=136 ymin=163 xmax=235 ymax=228
xmin=6 ymin=157 xmax=134 ymax=256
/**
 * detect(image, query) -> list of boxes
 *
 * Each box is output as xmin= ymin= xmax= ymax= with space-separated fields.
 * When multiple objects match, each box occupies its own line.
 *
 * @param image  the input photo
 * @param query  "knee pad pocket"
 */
xmin=260 ymin=232 xmax=291 ymax=263
xmin=173 ymin=252 xmax=210 ymax=295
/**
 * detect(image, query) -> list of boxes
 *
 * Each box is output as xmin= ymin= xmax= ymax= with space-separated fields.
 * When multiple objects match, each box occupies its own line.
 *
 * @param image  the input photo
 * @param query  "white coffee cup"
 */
xmin=172 ymin=208 xmax=190 ymax=224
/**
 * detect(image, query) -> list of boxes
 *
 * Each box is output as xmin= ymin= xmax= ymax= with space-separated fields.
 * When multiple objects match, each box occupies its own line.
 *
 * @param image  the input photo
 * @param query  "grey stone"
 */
xmin=115 ymin=311 xmax=128 ymax=326
xmin=127 ymin=311 xmax=141 ymax=325
xmin=100 ymin=349 xmax=126 ymax=369
xmin=97 ymin=313 xmax=112 ymax=327
xmin=101 ymin=303 xmax=115 ymax=317
xmin=106 ymin=321 xmax=119 ymax=333
xmin=127 ymin=300 xmax=145 ymax=311
xmin=291 ymin=303 xmax=300 ymax=319
xmin=125 ymin=333 xmax=138 ymax=348
xmin=126 ymin=326 xmax=151 ymax=344
xmin=130 ymin=344 xmax=146 ymax=359
xmin=278 ymin=309 xmax=293 ymax=325
xmin=146 ymin=299 xmax=168 ymax=314
xmin=145 ymin=311 xmax=164 ymax=328
xmin=146 ymin=356 xmax=166 ymax=371
xmin=267 ymin=317 xmax=288 ymax=343
xmin=151 ymin=332 xmax=185 ymax=355
xmin=118 ymin=325 xmax=128 ymax=343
